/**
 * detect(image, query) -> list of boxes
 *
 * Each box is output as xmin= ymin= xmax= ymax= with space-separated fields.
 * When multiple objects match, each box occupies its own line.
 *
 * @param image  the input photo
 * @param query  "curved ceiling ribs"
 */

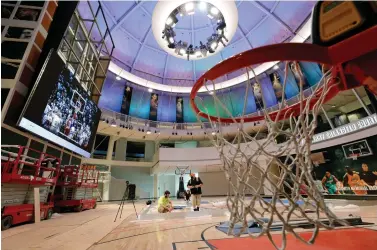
xmin=98 ymin=0 xmax=314 ymax=89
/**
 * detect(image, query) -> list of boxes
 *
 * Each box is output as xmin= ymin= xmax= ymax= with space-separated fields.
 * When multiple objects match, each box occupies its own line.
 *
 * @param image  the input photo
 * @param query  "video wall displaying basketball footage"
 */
xmin=18 ymin=51 xmax=101 ymax=157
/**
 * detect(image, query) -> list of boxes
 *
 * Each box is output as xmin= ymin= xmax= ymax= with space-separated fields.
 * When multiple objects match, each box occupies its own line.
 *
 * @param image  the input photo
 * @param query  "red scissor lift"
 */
xmin=1 ymin=145 xmax=60 ymax=230
xmin=54 ymin=165 xmax=99 ymax=212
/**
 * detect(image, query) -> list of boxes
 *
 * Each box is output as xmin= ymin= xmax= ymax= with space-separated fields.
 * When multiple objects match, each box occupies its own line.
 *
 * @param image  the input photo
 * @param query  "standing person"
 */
xmin=359 ymin=163 xmax=377 ymax=195
xmin=322 ymin=171 xmax=340 ymax=194
xmin=344 ymin=167 xmax=367 ymax=195
xmin=187 ymin=173 xmax=203 ymax=211
xmin=158 ymin=190 xmax=173 ymax=213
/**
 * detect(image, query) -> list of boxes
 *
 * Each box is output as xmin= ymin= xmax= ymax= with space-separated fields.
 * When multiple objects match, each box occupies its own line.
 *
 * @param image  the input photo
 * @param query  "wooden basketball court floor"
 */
xmin=2 ymin=198 xmax=377 ymax=250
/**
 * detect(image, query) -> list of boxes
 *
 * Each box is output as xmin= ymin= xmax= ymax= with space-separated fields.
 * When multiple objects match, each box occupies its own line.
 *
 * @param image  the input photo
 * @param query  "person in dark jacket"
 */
xmin=187 ymin=173 xmax=203 ymax=211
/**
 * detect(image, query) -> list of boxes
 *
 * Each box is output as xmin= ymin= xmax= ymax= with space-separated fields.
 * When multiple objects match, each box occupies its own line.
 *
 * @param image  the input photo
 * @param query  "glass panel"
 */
xmin=71 ymin=156 xmax=81 ymax=165
xmin=2 ymin=41 xmax=28 ymax=60
xmin=14 ymin=7 xmax=41 ymax=21
xmin=68 ymin=53 xmax=80 ymax=74
xmin=58 ymin=39 xmax=70 ymax=61
xmin=61 ymin=153 xmax=71 ymax=165
xmin=5 ymin=27 xmax=33 ymax=39
xmin=1 ymin=62 xmax=20 ymax=79
xmin=1 ymin=5 xmax=15 ymax=19
xmin=72 ymin=40 xmax=85 ymax=60
xmin=1 ymin=127 xmax=28 ymax=152
xmin=46 ymin=146 xmax=61 ymax=158
xmin=20 ymin=1 xmax=45 ymax=7
xmin=69 ymin=14 xmax=79 ymax=35
xmin=28 ymin=140 xmax=44 ymax=160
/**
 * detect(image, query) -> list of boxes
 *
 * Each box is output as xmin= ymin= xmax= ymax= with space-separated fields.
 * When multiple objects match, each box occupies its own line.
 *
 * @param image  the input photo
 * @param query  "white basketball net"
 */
xmin=194 ymin=62 xmax=347 ymax=249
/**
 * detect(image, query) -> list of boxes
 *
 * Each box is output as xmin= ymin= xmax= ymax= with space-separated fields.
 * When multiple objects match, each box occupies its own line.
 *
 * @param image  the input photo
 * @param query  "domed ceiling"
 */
xmin=79 ymin=1 xmax=316 ymax=88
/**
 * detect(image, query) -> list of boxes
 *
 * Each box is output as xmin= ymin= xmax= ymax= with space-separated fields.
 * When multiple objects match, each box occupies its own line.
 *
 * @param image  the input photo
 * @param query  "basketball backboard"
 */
xmin=342 ymin=139 xmax=373 ymax=159
xmin=175 ymin=166 xmax=191 ymax=175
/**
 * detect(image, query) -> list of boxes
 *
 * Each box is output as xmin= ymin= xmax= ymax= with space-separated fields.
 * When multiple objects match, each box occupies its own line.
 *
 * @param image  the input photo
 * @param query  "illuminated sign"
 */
xmin=312 ymin=114 xmax=377 ymax=143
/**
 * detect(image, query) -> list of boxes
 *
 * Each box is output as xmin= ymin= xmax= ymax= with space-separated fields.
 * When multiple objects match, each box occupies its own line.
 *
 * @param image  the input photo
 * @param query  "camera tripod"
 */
xmin=114 ymin=186 xmax=138 ymax=222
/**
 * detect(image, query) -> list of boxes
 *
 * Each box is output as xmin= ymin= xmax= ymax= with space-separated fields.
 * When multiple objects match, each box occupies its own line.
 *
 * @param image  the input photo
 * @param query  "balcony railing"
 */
xmin=100 ymin=83 xmax=320 ymax=131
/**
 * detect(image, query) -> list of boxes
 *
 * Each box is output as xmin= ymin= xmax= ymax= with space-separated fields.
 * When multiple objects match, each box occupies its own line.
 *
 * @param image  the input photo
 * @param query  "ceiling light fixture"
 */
xmin=116 ymin=75 xmax=121 ymax=81
xmin=185 ymin=2 xmax=194 ymax=12
xmin=210 ymin=42 xmax=218 ymax=50
xmin=148 ymin=88 xmax=153 ymax=93
xmin=155 ymin=1 xmax=234 ymax=61
xmin=273 ymin=65 xmax=279 ymax=70
xmin=146 ymin=130 xmax=151 ymax=135
xmin=210 ymin=7 xmax=219 ymax=15
xmin=199 ymin=2 xmax=207 ymax=11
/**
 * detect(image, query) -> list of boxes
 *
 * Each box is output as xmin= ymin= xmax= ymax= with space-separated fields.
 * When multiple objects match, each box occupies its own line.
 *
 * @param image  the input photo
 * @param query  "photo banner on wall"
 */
xmin=149 ymin=92 xmax=159 ymax=121
xmin=120 ymin=85 xmax=133 ymax=115
xmin=289 ymin=62 xmax=310 ymax=90
xmin=269 ymin=72 xmax=284 ymax=103
xmin=252 ymin=82 xmax=263 ymax=111
xmin=176 ymin=96 xmax=184 ymax=123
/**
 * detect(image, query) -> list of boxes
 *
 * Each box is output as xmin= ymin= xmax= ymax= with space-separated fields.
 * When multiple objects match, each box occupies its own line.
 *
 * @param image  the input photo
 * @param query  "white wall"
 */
xmin=111 ymin=166 xmax=154 ymax=199
xmin=157 ymin=174 xmax=176 ymax=197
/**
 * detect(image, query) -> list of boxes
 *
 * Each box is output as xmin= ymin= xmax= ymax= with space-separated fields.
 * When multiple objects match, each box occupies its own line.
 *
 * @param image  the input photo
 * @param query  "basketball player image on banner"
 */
xmin=252 ymin=82 xmax=263 ymax=111
xmin=121 ymin=85 xmax=133 ymax=115
xmin=289 ymin=62 xmax=310 ymax=90
xmin=149 ymin=93 xmax=158 ymax=121
xmin=176 ymin=97 xmax=184 ymax=123
xmin=270 ymin=72 xmax=284 ymax=103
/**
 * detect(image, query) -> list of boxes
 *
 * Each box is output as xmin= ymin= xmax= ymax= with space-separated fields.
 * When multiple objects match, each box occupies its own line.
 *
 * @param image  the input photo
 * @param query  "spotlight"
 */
xmin=199 ymin=2 xmax=207 ymax=11
xmin=273 ymin=65 xmax=279 ymax=70
xmin=212 ymin=131 xmax=216 ymax=135
xmin=185 ymin=2 xmax=194 ymax=12
xmin=166 ymin=15 xmax=178 ymax=27
xmin=148 ymin=88 xmax=153 ymax=93
xmin=210 ymin=41 xmax=218 ymax=50
xmin=166 ymin=17 xmax=173 ymax=26
xmin=146 ymin=130 xmax=151 ymax=135
xmin=116 ymin=75 xmax=121 ymax=81
xmin=210 ymin=7 xmax=219 ymax=15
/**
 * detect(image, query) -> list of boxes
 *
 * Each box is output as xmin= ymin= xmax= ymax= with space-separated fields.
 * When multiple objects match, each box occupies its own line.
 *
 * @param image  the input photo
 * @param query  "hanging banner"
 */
xmin=289 ymin=62 xmax=310 ymax=90
xmin=269 ymin=72 xmax=284 ymax=103
xmin=149 ymin=92 xmax=159 ymax=121
xmin=176 ymin=96 xmax=184 ymax=123
xmin=252 ymin=82 xmax=263 ymax=111
xmin=120 ymin=85 xmax=133 ymax=115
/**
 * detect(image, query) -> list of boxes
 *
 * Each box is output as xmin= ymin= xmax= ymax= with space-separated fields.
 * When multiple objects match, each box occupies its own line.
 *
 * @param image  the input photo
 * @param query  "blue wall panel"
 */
xmin=260 ymin=76 xmax=278 ymax=108
xmin=129 ymin=88 xmax=150 ymax=119
xmin=276 ymin=66 xmax=299 ymax=99
xmin=98 ymin=77 xmax=125 ymax=112
xmin=300 ymin=62 xmax=322 ymax=86
xmin=183 ymin=96 xmax=197 ymax=123
xmin=157 ymin=94 xmax=176 ymax=122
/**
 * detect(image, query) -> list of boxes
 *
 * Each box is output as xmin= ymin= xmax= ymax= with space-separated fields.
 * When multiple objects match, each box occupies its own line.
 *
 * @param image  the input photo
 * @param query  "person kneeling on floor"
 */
xmin=158 ymin=190 xmax=173 ymax=213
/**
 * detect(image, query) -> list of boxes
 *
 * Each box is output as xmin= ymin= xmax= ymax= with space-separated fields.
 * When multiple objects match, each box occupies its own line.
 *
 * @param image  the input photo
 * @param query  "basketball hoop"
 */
xmin=190 ymin=26 xmax=377 ymax=249
xmin=350 ymin=154 xmax=359 ymax=160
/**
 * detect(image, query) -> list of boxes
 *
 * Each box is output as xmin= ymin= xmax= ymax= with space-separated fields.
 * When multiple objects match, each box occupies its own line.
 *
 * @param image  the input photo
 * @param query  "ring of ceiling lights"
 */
xmin=161 ymin=2 xmax=229 ymax=61
xmin=108 ymin=11 xmax=311 ymax=94
xmin=152 ymin=0 xmax=238 ymax=60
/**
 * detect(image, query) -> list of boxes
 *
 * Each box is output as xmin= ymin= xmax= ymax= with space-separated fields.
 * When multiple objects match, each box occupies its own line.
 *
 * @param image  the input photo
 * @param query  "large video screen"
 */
xmin=18 ymin=50 xmax=101 ymax=158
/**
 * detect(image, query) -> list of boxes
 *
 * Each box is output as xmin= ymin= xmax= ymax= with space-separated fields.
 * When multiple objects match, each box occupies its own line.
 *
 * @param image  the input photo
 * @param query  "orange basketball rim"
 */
xmin=190 ymin=26 xmax=377 ymax=124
